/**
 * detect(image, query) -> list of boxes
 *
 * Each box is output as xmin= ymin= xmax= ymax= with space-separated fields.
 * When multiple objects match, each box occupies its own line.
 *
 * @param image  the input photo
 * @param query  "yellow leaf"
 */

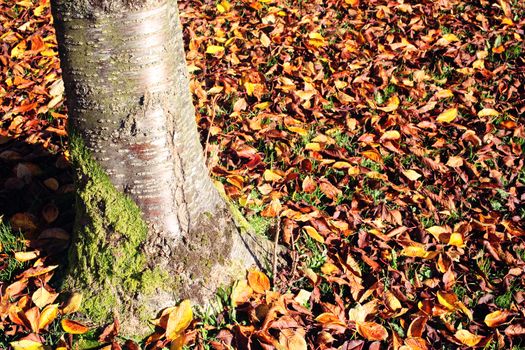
xmin=381 ymin=130 xmax=401 ymax=141
xmin=448 ymin=233 xmax=464 ymax=247
xmin=446 ymin=156 xmax=463 ymax=168
xmin=455 ymin=330 xmax=483 ymax=347
xmin=321 ymin=262 xmax=339 ymax=275
xmin=332 ymin=161 xmax=352 ymax=169
xmin=401 ymin=246 xmax=438 ymax=259
xmin=244 ymin=82 xmax=256 ymax=96
xmin=216 ymin=0 xmax=231 ymax=13
xmin=435 ymin=89 xmax=454 ymax=99
xmin=345 ymin=0 xmax=359 ymax=6
xmin=426 ymin=226 xmax=450 ymax=243
xmin=263 ymin=169 xmax=282 ymax=182
xmin=436 ymin=108 xmax=458 ymax=123
xmin=32 ymin=287 xmax=58 ymax=309
xmin=437 ymin=291 xmax=458 ymax=311
xmin=170 ymin=334 xmax=186 ymax=350
xmin=484 ymin=310 xmax=510 ymax=328
xmin=61 ymin=292 xmax=83 ymax=315
xmin=247 ymin=269 xmax=271 ymax=294
xmin=166 ymin=300 xmax=193 ymax=341
xmin=377 ymin=95 xmax=400 ymax=112
xmin=205 ymin=45 xmax=225 ymax=54
xmin=308 ymin=32 xmax=326 ymax=48
xmin=402 ymin=169 xmax=422 ymax=181
xmin=303 ymin=226 xmax=325 ymax=243
xmin=254 ymin=101 xmax=270 ymax=110
xmin=260 ymin=33 xmax=271 ymax=47
xmin=231 ymin=279 xmax=253 ymax=307
xmin=442 ymin=33 xmax=460 ymax=42
xmin=38 ymin=304 xmax=59 ymax=330
xmin=34 ymin=5 xmax=47 ymax=17
xmin=385 ymin=291 xmax=402 ymax=311
xmin=477 ymin=108 xmax=499 ymax=117
xmin=287 ymin=126 xmax=308 ymax=136
xmin=14 ymin=251 xmax=39 ymax=262
xmin=305 ymin=142 xmax=321 ymax=151
xmin=10 ymin=340 xmax=44 ymax=350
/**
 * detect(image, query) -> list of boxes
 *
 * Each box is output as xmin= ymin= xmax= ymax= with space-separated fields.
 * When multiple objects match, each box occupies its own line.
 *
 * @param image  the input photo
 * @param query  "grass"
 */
xmin=0 ymin=220 xmax=25 ymax=282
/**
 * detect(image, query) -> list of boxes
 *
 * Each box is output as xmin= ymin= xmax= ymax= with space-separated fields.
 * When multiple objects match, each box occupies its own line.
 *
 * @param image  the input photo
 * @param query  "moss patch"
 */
xmin=67 ymin=135 xmax=170 ymax=324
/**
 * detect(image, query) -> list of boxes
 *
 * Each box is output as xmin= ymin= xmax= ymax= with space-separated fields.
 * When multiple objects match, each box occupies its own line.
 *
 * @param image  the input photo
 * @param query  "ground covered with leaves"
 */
xmin=1 ymin=0 xmax=524 ymax=349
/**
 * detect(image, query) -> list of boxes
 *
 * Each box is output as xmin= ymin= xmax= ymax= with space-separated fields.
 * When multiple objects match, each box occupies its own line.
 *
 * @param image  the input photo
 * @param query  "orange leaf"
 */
xmin=454 ymin=329 xmax=483 ymax=347
xmin=247 ymin=270 xmax=270 ymax=294
xmin=361 ymin=150 xmax=383 ymax=164
xmin=484 ymin=310 xmax=510 ymax=328
xmin=61 ymin=319 xmax=89 ymax=334
xmin=356 ymin=321 xmax=388 ymax=341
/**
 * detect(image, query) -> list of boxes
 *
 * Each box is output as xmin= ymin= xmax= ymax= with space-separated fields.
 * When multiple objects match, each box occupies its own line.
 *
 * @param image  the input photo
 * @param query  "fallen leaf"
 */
xmin=206 ymin=45 xmax=225 ymax=54
xmin=166 ymin=300 xmax=193 ymax=341
xmin=454 ymin=329 xmax=483 ymax=347
xmin=61 ymin=293 xmax=83 ymax=315
xmin=402 ymin=169 xmax=422 ymax=181
xmin=437 ymin=108 xmax=458 ymax=123
xmin=484 ymin=310 xmax=510 ymax=328
xmin=247 ymin=269 xmax=270 ymax=294
xmin=61 ymin=319 xmax=89 ymax=334
xmin=38 ymin=304 xmax=59 ymax=330
xmin=356 ymin=321 xmax=388 ymax=341
xmin=303 ymin=226 xmax=325 ymax=243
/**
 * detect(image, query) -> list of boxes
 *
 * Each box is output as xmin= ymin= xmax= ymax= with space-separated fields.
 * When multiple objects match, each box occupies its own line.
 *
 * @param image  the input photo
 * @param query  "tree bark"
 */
xmin=51 ymin=0 xmax=272 ymax=335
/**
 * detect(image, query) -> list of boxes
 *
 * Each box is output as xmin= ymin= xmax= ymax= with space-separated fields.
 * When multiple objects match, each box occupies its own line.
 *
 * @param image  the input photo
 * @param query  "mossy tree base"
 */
xmin=67 ymin=136 xmax=274 ymax=337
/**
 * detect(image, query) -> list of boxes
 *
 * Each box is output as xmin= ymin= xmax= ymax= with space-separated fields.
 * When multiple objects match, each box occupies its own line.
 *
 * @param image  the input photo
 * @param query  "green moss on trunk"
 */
xmin=67 ymin=135 xmax=171 ymax=325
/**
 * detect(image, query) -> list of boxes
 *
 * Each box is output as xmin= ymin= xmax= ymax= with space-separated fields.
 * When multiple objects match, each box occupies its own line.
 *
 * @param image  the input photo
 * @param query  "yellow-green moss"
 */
xmin=67 ymin=134 xmax=171 ymax=324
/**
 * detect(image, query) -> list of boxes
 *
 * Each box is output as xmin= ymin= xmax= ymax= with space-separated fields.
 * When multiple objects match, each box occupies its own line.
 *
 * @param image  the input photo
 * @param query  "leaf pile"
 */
xmin=1 ymin=0 xmax=525 ymax=348
xmin=179 ymin=0 xmax=525 ymax=348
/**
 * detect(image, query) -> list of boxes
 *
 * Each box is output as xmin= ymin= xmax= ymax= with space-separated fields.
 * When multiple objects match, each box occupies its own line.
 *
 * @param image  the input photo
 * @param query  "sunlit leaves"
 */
xmin=454 ymin=330 xmax=483 ymax=347
xmin=356 ymin=321 xmax=388 ymax=341
xmin=247 ymin=269 xmax=270 ymax=293
xmin=61 ymin=319 xmax=89 ymax=334
xmin=485 ymin=310 xmax=510 ymax=328
xmin=205 ymin=45 xmax=225 ymax=55
xmin=436 ymin=108 xmax=458 ymax=123
xmin=166 ymin=300 xmax=193 ymax=341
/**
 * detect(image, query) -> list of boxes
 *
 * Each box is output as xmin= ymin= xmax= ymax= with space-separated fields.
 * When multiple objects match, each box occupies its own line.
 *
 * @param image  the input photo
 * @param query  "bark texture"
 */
xmin=51 ymin=0 xmax=273 ymax=335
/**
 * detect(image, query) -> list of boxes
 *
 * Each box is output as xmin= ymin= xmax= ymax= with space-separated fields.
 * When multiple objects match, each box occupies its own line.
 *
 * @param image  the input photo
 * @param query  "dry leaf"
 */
xmin=247 ymin=269 xmax=270 ymax=294
xmin=166 ymin=300 xmax=193 ymax=341
xmin=356 ymin=321 xmax=388 ymax=341
xmin=437 ymin=108 xmax=458 ymax=123
xmin=454 ymin=329 xmax=483 ymax=347
xmin=61 ymin=319 xmax=89 ymax=334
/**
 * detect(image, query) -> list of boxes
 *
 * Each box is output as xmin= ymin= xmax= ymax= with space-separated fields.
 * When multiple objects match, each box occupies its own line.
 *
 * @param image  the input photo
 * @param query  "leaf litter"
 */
xmin=1 ymin=0 xmax=524 ymax=348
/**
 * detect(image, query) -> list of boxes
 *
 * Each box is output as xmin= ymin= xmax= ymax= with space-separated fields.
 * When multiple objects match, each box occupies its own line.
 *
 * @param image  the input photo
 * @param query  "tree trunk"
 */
xmin=51 ymin=0 xmax=272 ymax=335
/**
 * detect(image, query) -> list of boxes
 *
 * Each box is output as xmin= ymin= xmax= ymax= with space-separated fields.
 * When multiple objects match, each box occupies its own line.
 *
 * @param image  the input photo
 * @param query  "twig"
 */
xmin=204 ymin=95 xmax=219 ymax=169
xmin=272 ymin=216 xmax=281 ymax=286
